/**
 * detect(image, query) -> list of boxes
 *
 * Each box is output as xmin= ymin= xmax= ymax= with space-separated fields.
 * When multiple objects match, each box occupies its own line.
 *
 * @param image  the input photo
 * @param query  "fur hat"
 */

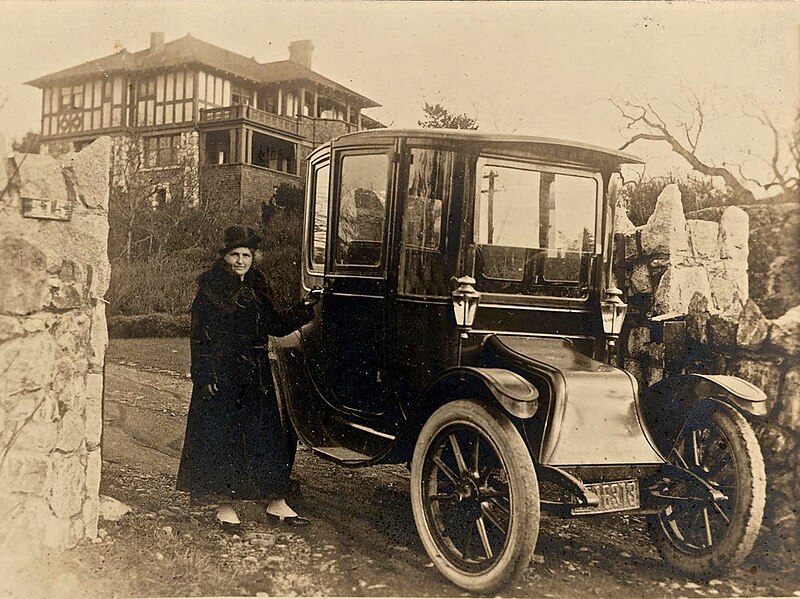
xmin=219 ymin=225 xmax=262 ymax=254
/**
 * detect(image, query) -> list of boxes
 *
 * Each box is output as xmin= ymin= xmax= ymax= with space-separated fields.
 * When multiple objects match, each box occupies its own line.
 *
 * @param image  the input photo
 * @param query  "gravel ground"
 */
xmin=18 ymin=338 xmax=795 ymax=598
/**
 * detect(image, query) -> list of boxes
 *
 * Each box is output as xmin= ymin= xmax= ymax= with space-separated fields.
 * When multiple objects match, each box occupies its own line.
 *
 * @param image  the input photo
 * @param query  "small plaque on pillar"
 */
xmin=21 ymin=197 xmax=73 ymax=221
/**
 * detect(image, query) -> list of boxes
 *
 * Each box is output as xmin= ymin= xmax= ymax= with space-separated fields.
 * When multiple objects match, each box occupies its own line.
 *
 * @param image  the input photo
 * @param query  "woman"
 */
xmin=177 ymin=225 xmax=315 ymax=528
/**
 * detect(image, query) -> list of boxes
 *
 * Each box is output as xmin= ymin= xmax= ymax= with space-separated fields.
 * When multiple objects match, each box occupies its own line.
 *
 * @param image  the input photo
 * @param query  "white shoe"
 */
xmin=264 ymin=498 xmax=297 ymax=519
xmin=216 ymin=504 xmax=241 ymax=530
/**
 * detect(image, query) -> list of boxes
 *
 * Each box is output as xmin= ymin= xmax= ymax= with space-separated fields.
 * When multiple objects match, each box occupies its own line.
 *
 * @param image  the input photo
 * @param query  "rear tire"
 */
xmin=410 ymin=399 xmax=540 ymax=593
xmin=648 ymin=401 xmax=765 ymax=576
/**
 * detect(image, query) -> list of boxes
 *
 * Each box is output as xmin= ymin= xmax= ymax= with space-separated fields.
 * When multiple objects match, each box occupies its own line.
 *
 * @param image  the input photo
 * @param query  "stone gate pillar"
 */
xmin=0 ymin=136 xmax=111 ymax=551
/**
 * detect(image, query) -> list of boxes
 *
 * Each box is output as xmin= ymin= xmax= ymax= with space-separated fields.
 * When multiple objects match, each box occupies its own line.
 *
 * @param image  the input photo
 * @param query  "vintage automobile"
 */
xmin=269 ymin=129 xmax=767 ymax=592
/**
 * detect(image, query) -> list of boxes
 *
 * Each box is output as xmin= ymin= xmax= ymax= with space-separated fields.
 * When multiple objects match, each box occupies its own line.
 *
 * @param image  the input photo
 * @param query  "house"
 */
xmin=26 ymin=32 xmax=382 ymax=207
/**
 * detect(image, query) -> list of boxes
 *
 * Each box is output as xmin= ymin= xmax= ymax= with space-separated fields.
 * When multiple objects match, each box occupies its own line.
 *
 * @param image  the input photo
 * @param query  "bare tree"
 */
xmin=612 ymin=96 xmax=757 ymax=203
xmin=108 ymin=133 xmax=222 ymax=261
xmin=734 ymin=108 xmax=800 ymax=198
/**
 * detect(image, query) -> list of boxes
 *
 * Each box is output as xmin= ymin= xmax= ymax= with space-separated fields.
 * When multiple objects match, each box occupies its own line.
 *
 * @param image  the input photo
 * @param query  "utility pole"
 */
xmin=483 ymin=169 xmax=497 ymax=244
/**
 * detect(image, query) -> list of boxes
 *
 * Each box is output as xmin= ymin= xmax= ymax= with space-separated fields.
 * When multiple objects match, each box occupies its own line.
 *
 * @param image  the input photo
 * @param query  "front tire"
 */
xmin=410 ymin=399 xmax=540 ymax=593
xmin=648 ymin=401 xmax=766 ymax=577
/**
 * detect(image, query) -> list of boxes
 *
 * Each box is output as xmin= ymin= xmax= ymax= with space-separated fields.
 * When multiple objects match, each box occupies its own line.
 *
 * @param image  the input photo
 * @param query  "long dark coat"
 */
xmin=176 ymin=262 xmax=313 ymax=500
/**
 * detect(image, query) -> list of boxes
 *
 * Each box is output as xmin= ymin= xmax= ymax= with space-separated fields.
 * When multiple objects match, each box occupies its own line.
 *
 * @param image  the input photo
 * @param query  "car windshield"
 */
xmin=473 ymin=156 xmax=599 ymax=298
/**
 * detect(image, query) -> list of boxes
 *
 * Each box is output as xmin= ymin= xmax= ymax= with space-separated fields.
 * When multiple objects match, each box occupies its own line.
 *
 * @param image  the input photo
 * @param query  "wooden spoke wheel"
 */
xmin=648 ymin=401 xmax=766 ymax=577
xmin=411 ymin=400 xmax=539 ymax=593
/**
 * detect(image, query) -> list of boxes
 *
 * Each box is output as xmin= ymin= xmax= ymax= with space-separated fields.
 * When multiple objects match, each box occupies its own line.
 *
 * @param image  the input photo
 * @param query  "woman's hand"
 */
xmin=303 ymin=287 xmax=323 ymax=307
xmin=205 ymin=382 xmax=219 ymax=396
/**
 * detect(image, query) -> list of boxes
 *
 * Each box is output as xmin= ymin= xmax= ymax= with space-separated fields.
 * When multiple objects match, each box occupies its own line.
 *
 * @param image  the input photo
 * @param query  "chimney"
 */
xmin=150 ymin=32 xmax=165 ymax=52
xmin=288 ymin=40 xmax=313 ymax=69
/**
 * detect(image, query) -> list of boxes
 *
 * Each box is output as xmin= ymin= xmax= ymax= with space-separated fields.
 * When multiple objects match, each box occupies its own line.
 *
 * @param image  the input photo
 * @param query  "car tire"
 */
xmin=647 ymin=401 xmax=766 ymax=577
xmin=410 ymin=399 xmax=540 ymax=593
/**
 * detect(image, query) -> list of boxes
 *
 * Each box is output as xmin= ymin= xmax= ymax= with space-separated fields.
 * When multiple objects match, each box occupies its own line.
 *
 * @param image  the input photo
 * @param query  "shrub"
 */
xmin=108 ymin=313 xmax=191 ymax=338
xmin=620 ymin=174 xmax=736 ymax=226
xmin=260 ymin=205 xmax=304 ymax=312
xmin=107 ymin=250 xmax=211 ymax=317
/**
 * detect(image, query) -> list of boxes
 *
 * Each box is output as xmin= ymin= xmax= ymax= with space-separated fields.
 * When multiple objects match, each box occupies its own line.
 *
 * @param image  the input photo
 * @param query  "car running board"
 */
xmin=313 ymin=446 xmax=372 ymax=464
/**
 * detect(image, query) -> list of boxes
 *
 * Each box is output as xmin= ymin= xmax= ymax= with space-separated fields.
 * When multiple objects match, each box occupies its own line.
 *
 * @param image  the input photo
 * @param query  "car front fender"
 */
xmin=640 ymin=373 xmax=767 ymax=456
xmin=424 ymin=367 xmax=540 ymax=419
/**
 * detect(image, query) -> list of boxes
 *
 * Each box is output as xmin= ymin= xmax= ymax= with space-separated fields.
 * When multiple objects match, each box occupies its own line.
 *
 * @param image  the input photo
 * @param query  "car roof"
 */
xmin=322 ymin=128 xmax=642 ymax=168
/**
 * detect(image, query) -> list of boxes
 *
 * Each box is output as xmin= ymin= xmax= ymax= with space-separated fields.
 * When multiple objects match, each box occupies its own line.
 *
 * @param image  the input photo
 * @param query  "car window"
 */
xmin=398 ymin=148 xmax=454 ymax=297
xmin=474 ymin=157 xmax=599 ymax=298
xmin=334 ymin=152 xmax=390 ymax=270
xmin=309 ymin=162 xmax=330 ymax=272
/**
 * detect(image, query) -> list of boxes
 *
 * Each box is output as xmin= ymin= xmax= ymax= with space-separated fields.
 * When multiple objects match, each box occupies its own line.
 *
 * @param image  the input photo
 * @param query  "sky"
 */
xmin=0 ymin=1 xmax=797 ymax=192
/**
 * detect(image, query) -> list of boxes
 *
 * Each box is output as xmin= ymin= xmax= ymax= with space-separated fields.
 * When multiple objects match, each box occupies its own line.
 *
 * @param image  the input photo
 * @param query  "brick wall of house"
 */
xmin=240 ymin=165 xmax=302 ymax=207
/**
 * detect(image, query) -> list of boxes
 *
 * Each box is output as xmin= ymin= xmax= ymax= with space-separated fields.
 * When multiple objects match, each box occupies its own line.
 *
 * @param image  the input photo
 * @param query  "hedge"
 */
xmin=108 ymin=313 xmax=191 ymax=338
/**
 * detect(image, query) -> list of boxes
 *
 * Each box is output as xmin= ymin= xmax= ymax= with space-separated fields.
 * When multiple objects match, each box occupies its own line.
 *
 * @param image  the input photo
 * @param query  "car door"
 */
xmin=322 ymin=144 xmax=396 ymax=417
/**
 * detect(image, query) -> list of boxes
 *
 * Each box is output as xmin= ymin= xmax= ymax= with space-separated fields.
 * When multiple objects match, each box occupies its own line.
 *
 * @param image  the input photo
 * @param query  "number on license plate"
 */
xmin=572 ymin=479 xmax=640 ymax=514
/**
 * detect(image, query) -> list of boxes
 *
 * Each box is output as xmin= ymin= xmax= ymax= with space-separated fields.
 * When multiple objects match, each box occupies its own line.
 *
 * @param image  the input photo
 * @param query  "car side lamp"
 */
xmin=601 ymin=286 xmax=627 ymax=363
xmin=451 ymin=276 xmax=481 ymax=339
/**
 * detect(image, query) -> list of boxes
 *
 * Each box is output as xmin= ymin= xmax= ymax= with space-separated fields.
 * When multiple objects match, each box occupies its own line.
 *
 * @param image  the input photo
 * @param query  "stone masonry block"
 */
xmin=653 ymin=266 xmax=712 ymax=315
xmin=89 ymin=302 xmax=108 ymax=373
xmin=0 ymin=315 xmax=23 ymax=341
xmin=628 ymin=263 xmax=652 ymax=295
xmin=82 ymin=448 xmax=102 ymax=539
xmin=730 ymin=358 xmax=782 ymax=407
xmin=13 ymin=421 xmax=58 ymax=454
xmin=626 ymin=326 xmax=651 ymax=357
xmin=718 ymin=205 xmax=749 ymax=262
xmin=50 ymin=284 xmax=83 ymax=310
xmin=686 ymin=219 xmax=720 ymax=259
xmin=686 ymin=292 xmax=714 ymax=345
xmin=0 ymin=333 xmax=57 ymax=415
xmin=708 ymin=298 xmax=744 ymax=347
xmin=48 ymin=455 xmax=85 ymax=519
xmin=615 ymin=207 xmax=636 ymax=235
xmin=708 ymin=263 xmax=748 ymax=311
xmin=85 ymin=372 xmax=103 ymax=449
xmin=60 ymin=137 xmax=111 ymax=211
xmin=3 ymin=450 xmax=53 ymax=494
xmin=769 ymin=305 xmax=800 ymax=356
xmin=14 ymin=152 xmax=68 ymax=202
xmin=0 ymin=237 xmax=49 ymax=315
xmin=639 ymin=184 xmax=689 ymax=257
xmin=0 ymin=131 xmax=8 ymax=191
xmin=736 ymin=299 xmax=768 ymax=349
xmin=624 ymin=231 xmax=639 ymax=261
xmin=55 ymin=409 xmax=85 ymax=454
xmin=777 ymin=367 xmax=800 ymax=435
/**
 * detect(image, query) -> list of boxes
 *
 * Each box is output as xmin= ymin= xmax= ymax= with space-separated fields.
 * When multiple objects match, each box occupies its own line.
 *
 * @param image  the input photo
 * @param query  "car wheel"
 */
xmin=410 ymin=399 xmax=540 ymax=593
xmin=648 ymin=401 xmax=766 ymax=577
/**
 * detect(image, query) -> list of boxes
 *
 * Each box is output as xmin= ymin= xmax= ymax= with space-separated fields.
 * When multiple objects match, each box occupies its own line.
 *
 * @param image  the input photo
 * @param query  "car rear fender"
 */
xmin=640 ymin=374 xmax=767 ymax=456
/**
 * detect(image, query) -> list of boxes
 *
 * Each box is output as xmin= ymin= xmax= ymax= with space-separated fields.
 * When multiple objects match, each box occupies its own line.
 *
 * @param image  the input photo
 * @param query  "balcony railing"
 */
xmin=200 ymin=105 xmax=301 ymax=136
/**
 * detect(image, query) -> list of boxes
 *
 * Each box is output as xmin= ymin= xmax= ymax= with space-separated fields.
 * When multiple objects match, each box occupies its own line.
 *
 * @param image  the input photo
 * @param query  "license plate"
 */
xmin=572 ymin=479 xmax=640 ymax=514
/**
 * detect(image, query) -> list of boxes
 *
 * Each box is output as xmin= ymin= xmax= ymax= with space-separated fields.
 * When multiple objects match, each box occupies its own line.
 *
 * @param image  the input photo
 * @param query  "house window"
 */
xmin=151 ymin=184 xmax=171 ymax=209
xmin=144 ymin=135 xmax=181 ymax=168
xmin=59 ymin=86 xmax=83 ymax=110
xmin=231 ymin=84 xmax=253 ymax=106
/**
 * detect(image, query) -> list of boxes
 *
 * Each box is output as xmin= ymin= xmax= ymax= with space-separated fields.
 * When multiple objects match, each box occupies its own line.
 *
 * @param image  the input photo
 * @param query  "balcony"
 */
xmin=200 ymin=105 xmax=301 ymax=137
xmin=199 ymin=105 xmax=365 ymax=145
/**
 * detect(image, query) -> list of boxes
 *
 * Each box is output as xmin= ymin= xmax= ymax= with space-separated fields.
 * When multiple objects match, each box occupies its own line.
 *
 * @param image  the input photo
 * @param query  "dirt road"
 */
xmin=99 ymin=361 xmax=799 ymax=597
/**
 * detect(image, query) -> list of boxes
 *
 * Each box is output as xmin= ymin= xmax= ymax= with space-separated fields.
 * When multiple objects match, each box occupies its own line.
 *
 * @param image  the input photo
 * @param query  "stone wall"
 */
xmin=688 ymin=201 xmax=800 ymax=319
xmin=0 ymin=135 xmax=111 ymax=552
xmin=617 ymin=184 xmax=800 ymax=554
